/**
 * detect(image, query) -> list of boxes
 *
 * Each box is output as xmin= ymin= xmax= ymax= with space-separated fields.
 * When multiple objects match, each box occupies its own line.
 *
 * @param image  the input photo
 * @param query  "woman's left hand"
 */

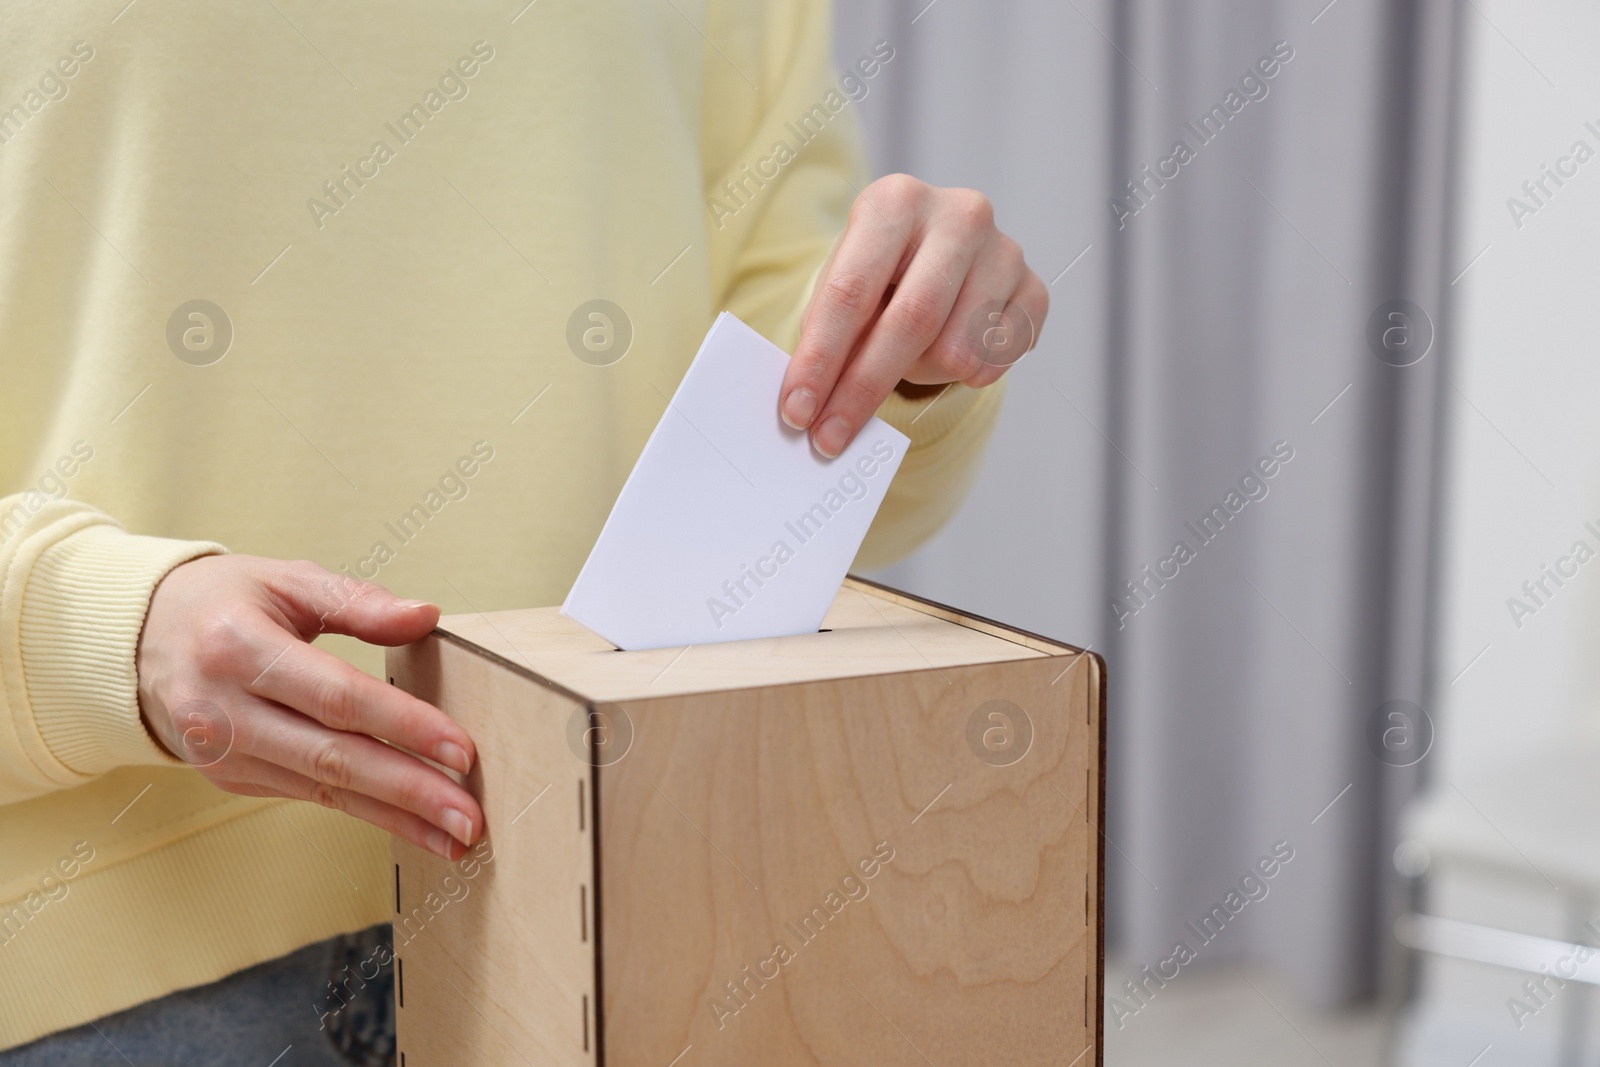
xmin=780 ymin=173 xmax=1048 ymax=457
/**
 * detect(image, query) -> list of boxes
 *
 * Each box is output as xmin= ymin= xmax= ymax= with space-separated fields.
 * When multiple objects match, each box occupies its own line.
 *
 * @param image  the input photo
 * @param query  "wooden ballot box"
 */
xmin=386 ymin=577 xmax=1105 ymax=1067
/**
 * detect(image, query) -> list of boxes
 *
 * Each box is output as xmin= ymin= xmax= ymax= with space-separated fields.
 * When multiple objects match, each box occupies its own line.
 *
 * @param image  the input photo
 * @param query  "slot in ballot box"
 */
xmin=386 ymin=577 xmax=1106 ymax=1067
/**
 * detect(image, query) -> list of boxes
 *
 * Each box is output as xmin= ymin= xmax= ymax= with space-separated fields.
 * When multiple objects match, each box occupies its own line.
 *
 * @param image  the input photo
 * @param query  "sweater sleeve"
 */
xmin=702 ymin=0 xmax=1004 ymax=570
xmin=0 ymin=497 xmax=225 ymax=805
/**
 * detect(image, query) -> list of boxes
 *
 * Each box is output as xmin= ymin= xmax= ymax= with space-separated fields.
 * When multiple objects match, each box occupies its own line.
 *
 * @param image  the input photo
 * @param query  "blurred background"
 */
xmin=839 ymin=1 xmax=1600 ymax=1063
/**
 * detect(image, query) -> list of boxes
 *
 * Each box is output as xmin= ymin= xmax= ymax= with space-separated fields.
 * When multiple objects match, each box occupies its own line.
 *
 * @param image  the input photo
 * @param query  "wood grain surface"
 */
xmin=388 ymin=581 xmax=1104 ymax=1067
xmin=389 ymin=634 xmax=598 ymax=1067
xmin=432 ymin=579 xmax=1053 ymax=702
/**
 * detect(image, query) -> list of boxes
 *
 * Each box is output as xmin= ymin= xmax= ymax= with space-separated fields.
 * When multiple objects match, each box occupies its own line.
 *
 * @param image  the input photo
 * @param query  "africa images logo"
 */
xmin=705 ymin=438 xmax=896 ymax=629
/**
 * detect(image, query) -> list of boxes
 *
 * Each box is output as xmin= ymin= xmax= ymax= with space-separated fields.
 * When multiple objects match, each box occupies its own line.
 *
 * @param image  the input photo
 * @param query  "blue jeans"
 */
xmin=1 ymin=924 xmax=396 ymax=1066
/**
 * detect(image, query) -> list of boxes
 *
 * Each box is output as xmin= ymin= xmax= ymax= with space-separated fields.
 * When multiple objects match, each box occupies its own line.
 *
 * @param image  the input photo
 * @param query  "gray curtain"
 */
xmin=839 ymin=0 xmax=1462 ymax=1005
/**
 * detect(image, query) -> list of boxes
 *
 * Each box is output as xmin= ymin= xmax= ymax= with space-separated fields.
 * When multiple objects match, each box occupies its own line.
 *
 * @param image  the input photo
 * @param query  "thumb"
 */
xmin=271 ymin=564 xmax=441 ymax=645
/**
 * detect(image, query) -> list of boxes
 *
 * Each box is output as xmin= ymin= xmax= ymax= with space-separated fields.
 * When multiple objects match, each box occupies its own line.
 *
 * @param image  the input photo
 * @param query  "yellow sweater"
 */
xmin=0 ymin=0 xmax=1000 ymax=1047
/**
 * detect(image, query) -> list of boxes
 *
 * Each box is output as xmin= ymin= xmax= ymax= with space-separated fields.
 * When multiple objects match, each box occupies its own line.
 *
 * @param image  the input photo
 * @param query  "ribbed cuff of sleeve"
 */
xmin=19 ymin=524 xmax=226 ymax=782
xmin=874 ymin=381 xmax=991 ymax=449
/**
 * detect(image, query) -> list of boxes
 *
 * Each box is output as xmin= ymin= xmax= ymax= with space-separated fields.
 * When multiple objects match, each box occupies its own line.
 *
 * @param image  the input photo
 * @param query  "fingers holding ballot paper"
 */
xmin=561 ymin=313 xmax=908 ymax=650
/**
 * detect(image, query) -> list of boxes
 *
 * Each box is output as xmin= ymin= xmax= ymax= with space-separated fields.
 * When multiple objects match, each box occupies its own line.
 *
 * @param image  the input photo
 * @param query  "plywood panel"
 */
xmin=388 ymin=581 xmax=1104 ymax=1066
xmin=389 ymin=636 xmax=598 ymax=1067
xmin=844 ymin=575 xmax=1086 ymax=656
xmin=434 ymin=581 xmax=1048 ymax=702
xmin=598 ymin=654 xmax=1100 ymax=1066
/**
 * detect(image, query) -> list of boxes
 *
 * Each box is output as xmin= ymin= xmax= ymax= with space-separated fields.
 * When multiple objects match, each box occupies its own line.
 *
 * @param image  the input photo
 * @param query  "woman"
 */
xmin=0 ymin=1 xmax=1045 ymax=1060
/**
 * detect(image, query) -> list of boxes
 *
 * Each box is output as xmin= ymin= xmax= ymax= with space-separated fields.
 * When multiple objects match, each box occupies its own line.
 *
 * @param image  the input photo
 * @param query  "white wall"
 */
xmin=1404 ymin=2 xmax=1600 ymax=1062
xmin=1433 ymin=0 xmax=1600 ymax=795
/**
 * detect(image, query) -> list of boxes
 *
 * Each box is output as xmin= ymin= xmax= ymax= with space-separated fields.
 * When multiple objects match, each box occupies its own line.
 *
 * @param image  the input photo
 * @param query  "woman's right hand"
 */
xmin=136 ymin=554 xmax=482 ymax=860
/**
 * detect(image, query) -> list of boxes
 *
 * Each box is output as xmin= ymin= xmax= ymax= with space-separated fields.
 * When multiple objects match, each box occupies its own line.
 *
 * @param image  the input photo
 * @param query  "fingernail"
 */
xmin=440 ymin=807 xmax=473 ymax=847
xmin=813 ymin=415 xmax=852 ymax=458
xmin=434 ymin=741 xmax=470 ymax=775
xmin=782 ymin=388 xmax=818 ymax=430
xmin=425 ymin=829 xmax=455 ymax=859
xmin=396 ymin=599 xmax=436 ymax=611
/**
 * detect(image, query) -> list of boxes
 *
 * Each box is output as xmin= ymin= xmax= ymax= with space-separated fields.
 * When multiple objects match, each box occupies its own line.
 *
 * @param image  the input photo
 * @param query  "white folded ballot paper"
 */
xmin=562 ymin=312 xmax=909 ymax=650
